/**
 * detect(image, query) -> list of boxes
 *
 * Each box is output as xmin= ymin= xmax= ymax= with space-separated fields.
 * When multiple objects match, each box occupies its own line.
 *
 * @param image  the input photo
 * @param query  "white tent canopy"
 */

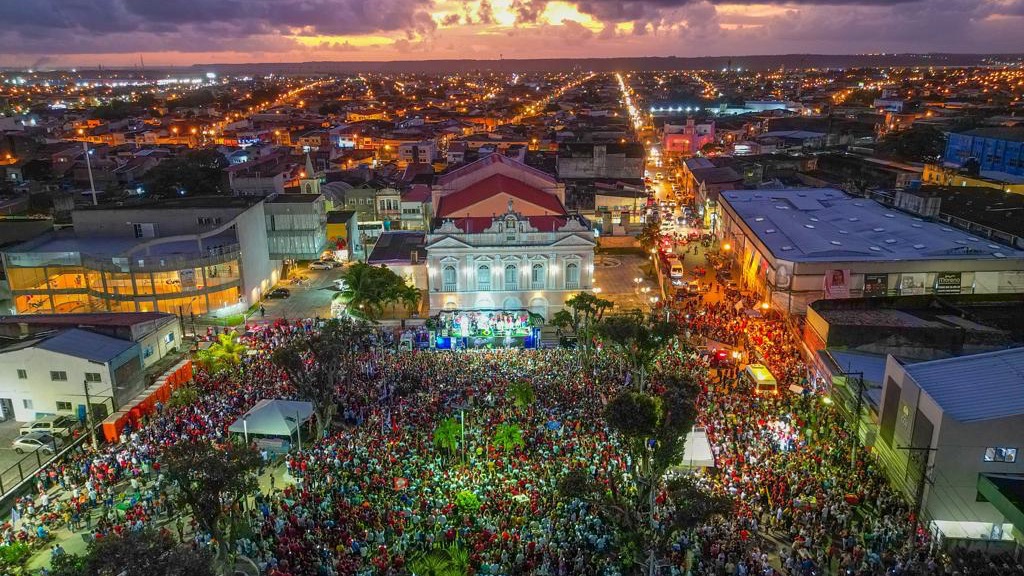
xmin=228 ymin=399 xmax=314 ymax=438
xmin=677 ymin=427 xmax=716 ymax=470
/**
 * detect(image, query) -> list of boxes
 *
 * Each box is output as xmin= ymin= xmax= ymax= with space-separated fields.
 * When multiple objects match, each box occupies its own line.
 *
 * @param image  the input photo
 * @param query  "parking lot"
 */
xmin=251 ymin=264 xmax=344 ymax=324
xmin=0 ymin=418 xmax=67 ymax=494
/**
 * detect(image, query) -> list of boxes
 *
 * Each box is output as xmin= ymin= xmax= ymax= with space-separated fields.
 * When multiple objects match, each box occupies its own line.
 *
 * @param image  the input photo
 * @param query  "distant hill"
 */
xmin=191 ymin=53 xmax=1023 ymax=75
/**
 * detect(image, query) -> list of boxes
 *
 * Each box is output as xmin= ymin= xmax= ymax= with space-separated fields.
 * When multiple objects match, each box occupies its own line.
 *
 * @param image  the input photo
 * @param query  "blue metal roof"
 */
xmin=905 ymin=347 xmax=1024 ymax=423
xmin=35 ymin=328 xmax=136 ymax=364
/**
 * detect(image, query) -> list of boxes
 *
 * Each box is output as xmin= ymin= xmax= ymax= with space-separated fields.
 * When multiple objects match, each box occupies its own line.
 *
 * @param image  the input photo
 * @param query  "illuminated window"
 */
xmin=476 ymin=266 xmax=490 ymax=291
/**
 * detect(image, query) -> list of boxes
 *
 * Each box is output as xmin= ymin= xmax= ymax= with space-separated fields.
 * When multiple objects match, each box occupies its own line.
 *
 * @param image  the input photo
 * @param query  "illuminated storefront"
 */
xmin=6 ymin=245 xmax=244 ymax=315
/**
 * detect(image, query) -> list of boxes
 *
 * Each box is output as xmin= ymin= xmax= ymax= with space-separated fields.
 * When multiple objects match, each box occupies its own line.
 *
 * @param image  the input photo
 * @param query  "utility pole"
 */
xmin=83 ymin=141 xmax=98 ymax=206
xmin=82 ymin=379 xmax=98 ymax=449
xmin=846 ymin=370 xmax=865 ymax=467
xmin=897 ymin=445 xmax=936 ymax=550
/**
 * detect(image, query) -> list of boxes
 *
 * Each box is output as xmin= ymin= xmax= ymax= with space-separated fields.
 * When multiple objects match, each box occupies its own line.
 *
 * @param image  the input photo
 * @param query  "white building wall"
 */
xmin=234 ymin=203 xmax=281 ymax=307
xmin=0 ymin=349 xmax=114 ymax=422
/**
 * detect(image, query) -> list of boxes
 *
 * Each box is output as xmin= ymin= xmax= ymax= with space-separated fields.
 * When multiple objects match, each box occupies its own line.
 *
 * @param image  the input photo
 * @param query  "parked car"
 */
xmin=13 ymin=432 xmax=63 ymax=454
xmin=268 ymin=288 xmax=291 ymax=299
xmin=308 ymin=260 xmax=334 ymax=270
xmin=20 ymin=415 xmax=80 ymax=438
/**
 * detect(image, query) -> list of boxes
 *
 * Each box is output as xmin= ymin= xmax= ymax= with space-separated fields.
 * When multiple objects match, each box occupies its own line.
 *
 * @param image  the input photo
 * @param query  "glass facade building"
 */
xmin=6 ymin=243 xmax=243 ymax=315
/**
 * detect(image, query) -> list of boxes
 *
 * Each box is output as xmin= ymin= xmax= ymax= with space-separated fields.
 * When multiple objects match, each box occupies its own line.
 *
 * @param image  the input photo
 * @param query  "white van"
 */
xmin=744 ymin=364 xmax=779 ymax=395
xmin=669 ymin=259 xmax=684 ymax=279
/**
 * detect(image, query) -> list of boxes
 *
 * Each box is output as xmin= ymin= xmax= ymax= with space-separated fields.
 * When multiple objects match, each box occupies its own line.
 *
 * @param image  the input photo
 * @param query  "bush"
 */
xmin=455 ymin=490 xmax=481 ymax=513
xmin=0 ymin=542 xmax=33 ymax=570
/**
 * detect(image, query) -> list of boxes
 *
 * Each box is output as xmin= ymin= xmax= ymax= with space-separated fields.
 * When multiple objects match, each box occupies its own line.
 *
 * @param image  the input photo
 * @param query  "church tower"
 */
xmin=300 ymin=153 xmax=320 ymax=195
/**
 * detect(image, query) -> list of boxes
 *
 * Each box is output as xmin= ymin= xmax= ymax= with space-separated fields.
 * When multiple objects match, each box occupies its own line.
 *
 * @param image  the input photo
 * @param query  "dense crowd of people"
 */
xmin=0 ymin=292 xmax=1020 ymax=575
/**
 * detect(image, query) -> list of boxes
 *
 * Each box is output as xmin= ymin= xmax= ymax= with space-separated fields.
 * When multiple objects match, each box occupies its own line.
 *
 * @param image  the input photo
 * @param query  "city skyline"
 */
xmin=2 ymin=0 xmax=1023 ymax=68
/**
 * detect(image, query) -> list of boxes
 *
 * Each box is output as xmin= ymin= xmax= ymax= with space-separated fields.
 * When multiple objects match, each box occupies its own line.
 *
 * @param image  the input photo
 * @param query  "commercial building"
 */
xmin=662 ymin=119 xmax=715 ymax=156
xmin=425 ymin=154 xmax=596 ymax=319
xmin=0 ymin=328 xmax=144 ymax=422
xmin=943 ymin=127 xmax=1024 ymax=179
xmin=876 ymin=348 xmax=1024 ymax=549
xmin=0 ymin=312 xmax=182 ymax=369
xmin=264 ymin=193 xmax=328 ymax=261
xmin=2 ymin=197 xmax=281 ymax=317
xmin=556 ymin=142 xmax=644 ymax=180
xmin=716 ymin=188 xmax=1024 ymax=315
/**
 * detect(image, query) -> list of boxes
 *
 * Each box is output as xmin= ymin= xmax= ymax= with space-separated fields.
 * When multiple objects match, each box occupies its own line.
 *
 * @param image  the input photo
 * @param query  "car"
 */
xmin=333 ymin=278 xmax=349 ymax=291
xmin=268 ymin=288 xmax=291 ymax=299
xmin=13 ymin=432 xmax=63 ymax=454
xmin=20 ymin=415 xmax=80 ymax=438
xmin=671 ymin=277 xmax=684 ymax=287
xmin=308 ymin=260 xmax=334 ymax=270
xmin=687 ymin=280 xmax=701 ymax=293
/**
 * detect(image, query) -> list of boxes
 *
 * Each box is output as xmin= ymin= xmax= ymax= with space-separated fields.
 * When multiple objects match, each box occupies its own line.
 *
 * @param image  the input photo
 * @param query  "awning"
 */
xmin=228 ymin=399 xmax=314 ymax=438
xmin=675 ymin=427 xmax=715 ymax=469
xmin=977 ymin=473 xmax=1024 ymax=537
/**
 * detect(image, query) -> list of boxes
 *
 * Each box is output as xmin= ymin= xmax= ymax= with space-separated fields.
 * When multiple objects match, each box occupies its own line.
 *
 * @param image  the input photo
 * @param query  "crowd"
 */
xmin=0 ymin=292 xmax=1019 ymax=575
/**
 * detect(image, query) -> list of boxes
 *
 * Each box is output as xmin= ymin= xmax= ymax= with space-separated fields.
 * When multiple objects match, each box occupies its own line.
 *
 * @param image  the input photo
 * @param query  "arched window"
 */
xmin=477 ymin=265 xmax=491 ymax=291
xmin=442 ymin=265 xmax=457 ymax=291
xmin=304 ymin=184 xmax=312 ymax=194
xmin=566 ymin=262 xmax=580 ymax=289
xmin=531 ymin=263 xmax=545 ymax=289
xmin=504 ymin=264 xmax=518 ymax=291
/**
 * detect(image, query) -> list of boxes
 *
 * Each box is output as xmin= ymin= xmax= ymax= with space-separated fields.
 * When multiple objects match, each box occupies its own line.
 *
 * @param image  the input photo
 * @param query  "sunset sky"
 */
xmin=1 ymin=0 xmax=1021 ymax=68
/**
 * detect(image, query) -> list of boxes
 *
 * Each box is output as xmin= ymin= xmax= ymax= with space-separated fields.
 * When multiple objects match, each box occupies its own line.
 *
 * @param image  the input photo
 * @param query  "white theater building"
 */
xmin=425 ymin=154 xmax=597 ymax=319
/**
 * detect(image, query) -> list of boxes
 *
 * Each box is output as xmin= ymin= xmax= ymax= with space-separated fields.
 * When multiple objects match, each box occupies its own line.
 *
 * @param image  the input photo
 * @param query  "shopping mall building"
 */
xmin=716 ymin=188 xmax=1024 ymax=315
xmin=2 ymin=196 xmax=284 ymax=317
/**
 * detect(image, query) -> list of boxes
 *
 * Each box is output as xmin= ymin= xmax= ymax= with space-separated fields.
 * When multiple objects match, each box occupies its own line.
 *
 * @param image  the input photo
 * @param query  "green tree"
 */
xmin=561 ymin=291 xmax=614 ymax=358
xmin=161 ymin=440 xmax=261 ymax=559
xmin=493 ymin=423 xmax=525 ymax=452
xmin=507 ymin=382 xmax=536 ymax=411
xmin=432 ymin=417 xmax=460 ymax=459
xmin=408 ymin=543 xmax=471 ymax=576
xmin=141 ymin=149 xmax=228 ymax=198
xmin=596 ymin=311 xmax=676 ymax=392
xmin=167 ymin=384 xmax=200 ymax=409
xmin=875 ymin=125 xmax=947 ymax=163
xmin=637 ymin=217 xmax=664 ymax=253
xmin=195 ymin=331 xmax=246 ymax=373
xmin=561 ymin=372 xmax=731 ymax=575
xmin=270 ymin=318 xmax=374 ymax=439
xmin=49 ymin=529 xmax=214 ymax=576
xmin=335 ymin=262 xmax=414 ymax=320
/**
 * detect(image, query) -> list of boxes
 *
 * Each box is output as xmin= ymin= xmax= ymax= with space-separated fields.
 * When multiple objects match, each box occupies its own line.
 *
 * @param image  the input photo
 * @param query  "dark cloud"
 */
xmin=477 ymin=0 xmax=497 ymax=25
xmin=0 ymin=0 xmax=437 ymax=47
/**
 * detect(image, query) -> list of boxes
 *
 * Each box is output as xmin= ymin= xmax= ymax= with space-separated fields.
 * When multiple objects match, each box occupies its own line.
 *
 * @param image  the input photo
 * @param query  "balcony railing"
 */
xmin=566 ymin=281 xmax=580 ymax=290
xmin=442 ymin=283 xmax=457 ymax=292
xmin=504 ymin=282 xmax=519 ymax=291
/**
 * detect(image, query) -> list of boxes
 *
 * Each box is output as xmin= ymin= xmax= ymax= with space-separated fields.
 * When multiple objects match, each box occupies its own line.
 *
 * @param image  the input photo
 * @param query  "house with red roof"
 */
xmin=425 ymin=155 xmax=596 ymax=320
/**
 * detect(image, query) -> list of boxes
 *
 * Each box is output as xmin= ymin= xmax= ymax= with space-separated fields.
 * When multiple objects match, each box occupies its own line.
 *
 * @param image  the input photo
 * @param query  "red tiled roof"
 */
xmin=436 ymin=153 xmax=556 ymax=186
xmin=443 ymin=216 xmax=570 ymax=233
xmin=402 ymin=184 xmax=431 ymax=203
xmin=437 ymin=174 xmax=565 ymax=217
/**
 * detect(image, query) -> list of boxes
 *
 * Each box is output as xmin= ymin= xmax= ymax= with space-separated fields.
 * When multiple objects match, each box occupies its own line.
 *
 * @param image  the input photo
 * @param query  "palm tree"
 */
xmin=493 ymin=423 xmax=525 ymax=453
xmin=399 ymin=283 xmax=422 ymax=317
xmin=408 ymin=544 xmax=470 ymax=576
xmin=507 ymin=382 xmax=536 ymax=412
xmin=195 ymin=332 xmax=246 ymax=373
xmin=432 ymin=417 xmax=460 ymax=460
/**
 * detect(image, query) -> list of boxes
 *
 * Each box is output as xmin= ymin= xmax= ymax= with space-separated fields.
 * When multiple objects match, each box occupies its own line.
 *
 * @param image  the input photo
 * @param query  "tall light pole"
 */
xmin=82 ymin=142 xmax=97 ymax=206
xmin=82 ymin=379 xmax=98 ymax=448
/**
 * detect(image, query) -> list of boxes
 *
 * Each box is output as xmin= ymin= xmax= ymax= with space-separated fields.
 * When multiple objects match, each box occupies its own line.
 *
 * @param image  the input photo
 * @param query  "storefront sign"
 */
xmin=823 ymin=269 xmax=850 ymax=299
xmin=863 ymin=273 xmax=888 ymax=297
xmin=935 ymin=272 xmax=962 ymax=295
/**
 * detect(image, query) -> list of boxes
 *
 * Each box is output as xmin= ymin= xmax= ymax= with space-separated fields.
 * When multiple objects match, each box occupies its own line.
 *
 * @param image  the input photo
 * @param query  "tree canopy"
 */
xmin=875 ymin=125 xmax=947 ymax=163
xmin=141 ymin=149 xmax=228 ymax=198
xmin=49 ymin=529 xmax=215 ymax=576
xmin=335 ymin=262 xmax=420 ymax=320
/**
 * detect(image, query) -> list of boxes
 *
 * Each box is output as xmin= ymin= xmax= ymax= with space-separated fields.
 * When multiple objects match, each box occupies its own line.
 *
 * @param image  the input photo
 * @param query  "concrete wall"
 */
xmin=0 ymin=347 xmax=134 ymax=422
xmin=234 ymin=203 xmax=280 ymax=306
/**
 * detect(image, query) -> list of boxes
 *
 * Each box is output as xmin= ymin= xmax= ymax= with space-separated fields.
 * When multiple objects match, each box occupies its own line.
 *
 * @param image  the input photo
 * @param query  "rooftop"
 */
xmin=77 ymin=195 xmax=262 ymax=211
xmin=1 ymin=328 xmax=137 ymax=363
xmin=904 ymin=347 xmax=1024 ymax=422
xmin=266 ymin=193 xmax=323 ymax=204
xmin=437 ymin=174 xmax=566 ymax=218
xmin=720 ymin=188 xmax=1024 ymax=263
xmin=0 ymin=312 xmax=172 ymax=329
xmin=367 ymin=231 xmax=426 ymax=264
xmin=957 ymin=127 xmax=1024 ymax=143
